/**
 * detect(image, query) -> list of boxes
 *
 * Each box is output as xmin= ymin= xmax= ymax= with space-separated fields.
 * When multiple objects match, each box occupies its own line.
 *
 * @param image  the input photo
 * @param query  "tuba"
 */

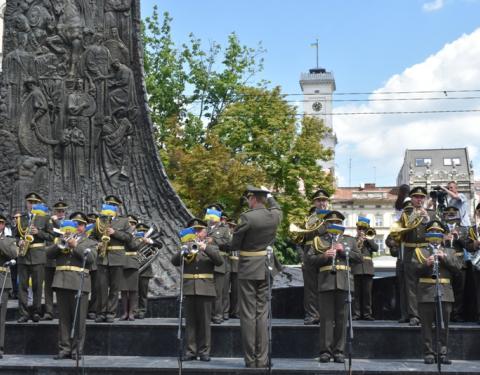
xmin=135 ymin=225 xmax=164 ymax=273
xmin=289 ymin=212 xmax=324 ymax=244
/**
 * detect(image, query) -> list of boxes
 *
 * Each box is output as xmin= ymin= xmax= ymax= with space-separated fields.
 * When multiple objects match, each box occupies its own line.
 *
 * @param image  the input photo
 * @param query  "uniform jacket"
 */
xmin=352 ymin=238 xmax=378 ymax=276
xmin=231 ymin=197 xmax=282 ymax=280
xmin=15 ymin=214 xmax=54 ymax=265
xmin=0 ymin=235 xmax=18 ymax=289
xmin=93 ymin=216 xmax=130 ymax=267
xmin=413 ymin=245 xmax=461 ymax=303
xmin=124 ymin=236 xmax=142 ymax=270
xmin=306 ymin=234 xmax=362 ymax=292
xmin=399 ymin=210 xmax=436 ymax=263
xmin=208 ymin=223 xmax=231 ymax=274
xmin=47 ymin=234 xmax=97 ymax=293
xmin=171 ymin=244 xmax=223 ymax=297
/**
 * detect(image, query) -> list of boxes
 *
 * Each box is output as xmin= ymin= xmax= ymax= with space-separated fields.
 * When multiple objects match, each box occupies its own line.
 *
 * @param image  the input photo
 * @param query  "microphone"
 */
xmin=4 ymin=259 xmax=16 ymax=267
xmin=83 ymin=248 xmax=92 ymax=257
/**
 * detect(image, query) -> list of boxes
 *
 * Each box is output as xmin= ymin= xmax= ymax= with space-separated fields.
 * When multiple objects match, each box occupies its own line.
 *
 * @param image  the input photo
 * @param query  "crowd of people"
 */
xmin=0 ymin=181 xmax=479 ymax=368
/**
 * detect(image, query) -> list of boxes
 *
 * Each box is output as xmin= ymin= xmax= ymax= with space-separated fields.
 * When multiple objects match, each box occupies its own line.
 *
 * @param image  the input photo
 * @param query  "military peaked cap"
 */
xmin=426 ymin=220 xmax=446 ymax=233
xmin=104 ymin=195 xmax=123 ymax=206
xmin=69 ymin=212 xmax=88 ymax=224
xmin=25 ymin=192 xmax=44 ymax=203
xmin=136 ymin=223 xmax=150 ymax=232
xmin=128 ymin=215 xmax=139 ymax=224
xmin=187 ymin=218 xmax=207 ymax=229
xmin=311 ymin=189 xmax=330 ymax=201
xmin=53 ymin=201 xmax=69 ymax=210
xmin=409 ymin=186 xmax=427 ymax=197
xmin=244 ymin=185 xmax=270 ymax=198
xmin=324 ymin=210 xmax=345 ymax=222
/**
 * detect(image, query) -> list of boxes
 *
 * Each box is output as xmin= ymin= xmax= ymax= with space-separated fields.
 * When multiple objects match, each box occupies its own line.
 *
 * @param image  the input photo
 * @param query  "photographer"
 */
xmin=440 ymin=182 xmax=471 ymax=227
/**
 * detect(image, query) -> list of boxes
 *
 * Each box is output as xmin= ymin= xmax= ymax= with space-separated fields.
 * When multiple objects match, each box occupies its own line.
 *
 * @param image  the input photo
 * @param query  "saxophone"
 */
xmin=96 ymin=216 xmax=112 ymax=258
xmin=18 ymin=214 xmax=36 ymax=257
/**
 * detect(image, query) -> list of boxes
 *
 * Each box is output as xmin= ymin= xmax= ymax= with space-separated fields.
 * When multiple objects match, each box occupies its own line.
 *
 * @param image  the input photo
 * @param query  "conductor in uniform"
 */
xmin=171 ymin=218 xmax=223 ymax=361
xmin=0 ymin=214 xmax=18 ymax=358
xmin=306 ymin=210 xmax=362 ymax=363
xmin=47 ymin=212 xmax=97 ymax=360
xmin=231 ymin=186 xmax=282 ymax=368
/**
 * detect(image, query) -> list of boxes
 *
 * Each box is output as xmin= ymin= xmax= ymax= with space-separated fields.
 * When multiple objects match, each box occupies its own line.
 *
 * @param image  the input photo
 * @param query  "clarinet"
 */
xmin=330 ymin=233 xmax=339 ymax=275
xmin=431 ymin=243 xmax=440 ymax=280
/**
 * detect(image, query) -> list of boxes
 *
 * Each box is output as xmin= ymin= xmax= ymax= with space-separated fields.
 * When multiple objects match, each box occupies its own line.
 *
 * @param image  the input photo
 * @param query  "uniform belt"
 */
xmin=184 ymin=273 xmax=214 ymax=279
xmin=29 ymin=243 xmax=46 ymax=249
xmin=229 ymin=256 xmax=239 ymax=260
xmin=403 ymin=242 xmax=428 ymax=248
xmin=320 ymin=265 xmax=350 ymax=272
xmin=0 ymin=267 xmax=9 ymax=273
xmin=419 ymin=277 xmax=450 ymax=284
xmin=240 ymin=250 xmax=267 ymax=257
xmin=455 ymin=253 xmax=464 ymax=257
xmin=363 ymin=256 xmax=372 ymax=260
xmin=304 ymin=241 xmax=313 ymax=245
xmin=125 ymin=252 xmax=138 ymax=256
xmin=219 ymin=251 xmax=227 ymax=256
xmin=107 ymin=246 xmax=125 ymax=251
xmin=56 ymin=266 xmax=89 ymax=274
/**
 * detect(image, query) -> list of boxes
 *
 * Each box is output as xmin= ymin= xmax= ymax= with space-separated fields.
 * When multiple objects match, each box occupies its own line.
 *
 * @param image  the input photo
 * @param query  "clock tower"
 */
xmin=299 ymin=67 xmax=337 ymax=174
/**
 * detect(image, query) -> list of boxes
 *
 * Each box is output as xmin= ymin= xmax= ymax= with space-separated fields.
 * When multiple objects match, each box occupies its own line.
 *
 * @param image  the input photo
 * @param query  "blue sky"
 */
xmin=140 ymin=0 xmax=480 ymax=186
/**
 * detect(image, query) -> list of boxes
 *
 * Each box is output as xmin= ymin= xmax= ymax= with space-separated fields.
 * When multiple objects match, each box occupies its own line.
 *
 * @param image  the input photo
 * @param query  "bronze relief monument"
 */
xmin=0 ymin=0 xmax=191 ymax=293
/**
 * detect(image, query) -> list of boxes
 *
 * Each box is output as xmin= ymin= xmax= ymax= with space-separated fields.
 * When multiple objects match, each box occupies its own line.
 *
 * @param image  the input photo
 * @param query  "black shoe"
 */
xmin=95 ymin=316 xmax=106 ymax=323
xmin=182 ymin=355 xmax=196 ymax=361
xmin=54 ymin=352 xmax=70 ymax=360
xmin=137 ymin=312 xmax=145 ymax=319
xmin=87 ymin=313 xmax=96 ymax=320
xmin=304 ymin=318 xmax=316 ymax=325
xmin=32 ymin=314 xmax=41 ymax=323
xmin=424 ymin=356 xmax=435 ymax=364
xmin=199 ymin=356 xmax=210 ymax=362
xmin=105 ymin=316 xmax=114 ymax=323
xmin=211 ymin=318 xmax=223 ymax=324
xmin=333 ymin=354 xmax=345 ymax=363
xmin=17 ymin=316 xmax=29 ymax=323
xmin=409 ymin=317 xmax=420 ymax=326
xmin=42 ymin=313 xmax=53 ymax=321
xmin=364 ymin=315 xmax=375 ymax=321
xmin=352 ymin=315 xmax=360 ymax=321
xmin=398 ymin=317 xmax=409 ymax=323
xmin=230 ymin=314 xmax=240 ymax=319
xmin=319 ymin=353 xmax=331 ymax=363
xmin=440 ymin=356 xmax=452 ymax=365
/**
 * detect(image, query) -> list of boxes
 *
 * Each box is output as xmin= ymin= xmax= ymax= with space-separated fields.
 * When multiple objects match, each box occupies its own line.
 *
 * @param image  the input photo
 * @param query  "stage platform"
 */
xmin=0 ymin=356 xmax=478 ymax=374
xmin=5 ymin=318 xmax=480 ymax=360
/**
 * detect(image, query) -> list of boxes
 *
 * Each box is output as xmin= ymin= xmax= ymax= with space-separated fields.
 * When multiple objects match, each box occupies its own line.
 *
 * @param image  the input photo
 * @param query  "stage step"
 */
xmin=5 ymin=319 xmax=480 ymax=360
xmin=0 ymin=355 xmax=478 ymax=375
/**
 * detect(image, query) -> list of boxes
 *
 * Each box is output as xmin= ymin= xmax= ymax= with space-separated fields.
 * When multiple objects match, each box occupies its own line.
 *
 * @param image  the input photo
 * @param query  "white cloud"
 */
xmin=334 ymin=28 xmax=480 ymax=185
xmin=423 ymin=0 xmax=445 ymax=12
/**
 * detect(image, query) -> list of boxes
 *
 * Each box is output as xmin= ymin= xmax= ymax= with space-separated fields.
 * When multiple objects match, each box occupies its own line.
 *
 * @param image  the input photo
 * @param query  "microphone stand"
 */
xmin=431 ymin=243 xmax=444 ymax=374
xmin=177 ymin=250 xmax=186 ymax=375
xmin=0 ymin=262 xmax=14 ymax=312
xmin=266 ymin=246 xmax=274 ymax=375
xmin=71 ymin=249 xmax=89 ymax=374
xmin=344 ymin=246 xmax=354 ymax=375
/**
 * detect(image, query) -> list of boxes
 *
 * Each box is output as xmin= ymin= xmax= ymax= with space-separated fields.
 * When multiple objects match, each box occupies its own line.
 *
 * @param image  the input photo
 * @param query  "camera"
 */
xmin=429 ymin=186 xmax=447 ymax=212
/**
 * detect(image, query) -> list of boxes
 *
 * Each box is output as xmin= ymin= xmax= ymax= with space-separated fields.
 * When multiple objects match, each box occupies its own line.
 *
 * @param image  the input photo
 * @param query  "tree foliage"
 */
xmin=143 ymin=8 xmax=333 ymax=263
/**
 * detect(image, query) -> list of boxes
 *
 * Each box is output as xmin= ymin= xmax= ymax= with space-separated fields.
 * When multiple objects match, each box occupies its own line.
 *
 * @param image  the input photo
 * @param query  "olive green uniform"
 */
xmin=209 ymin=223 xmax=231 ymax=322
xmin=138 ymin=262 xmax=153 ymax=318
xmin=301 ymin=216 xmax=326 ymax=323
xmin=465 ymin=225 xmax=480 ymax=322
xmin=446 ymin=225 xmax=468 ymax=321
xmin=306 ymin=234 xmax=362 ymax=358
xmin=352 ymin=238 xmax=378 ymax=319
xmin=15 ymin=214 xmax=54 ymax=320
xmin=231 ymin=196 xmax=282 ymax=368
xmin=47 ymin=235 xmax=97 ymax=356
xmin=229 ymin=250 xmax=239 ymax=318
xmin=93 ymin=216 xmax=130 ymax=320
xmin=0 ymin=235 xmax=18 ymax=355
xmin=413 ymin=245 xmax=460 ymax=358
xmin=171 ymin=244 xmax=223 ymax=358
xmin=44 ymin=218 xmax=64 ymax=318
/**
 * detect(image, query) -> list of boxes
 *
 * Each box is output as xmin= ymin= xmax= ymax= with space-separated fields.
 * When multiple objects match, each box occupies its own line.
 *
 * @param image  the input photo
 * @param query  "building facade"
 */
xmin=331 ymin=183 xmax=398 ymax=254
xmin=299 ymin=67 xmax=336 ymax=174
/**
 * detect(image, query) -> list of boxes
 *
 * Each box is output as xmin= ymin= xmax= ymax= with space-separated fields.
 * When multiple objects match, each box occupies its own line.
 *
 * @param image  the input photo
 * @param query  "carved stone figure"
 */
xmin=104 ymin=28 xmax=129 ymax=64
xmin=61 ymin=117 xmax=86 ymax=191
xmin=104 ymin=0 xmax=132 ymax=48
xmin=107 ymin=60 xmax=137 ymax=119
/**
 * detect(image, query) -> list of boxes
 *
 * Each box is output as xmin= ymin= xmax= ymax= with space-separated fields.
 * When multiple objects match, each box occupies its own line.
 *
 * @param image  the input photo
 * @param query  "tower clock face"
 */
xmin=312 ymin=101 xmax=323 ymax=112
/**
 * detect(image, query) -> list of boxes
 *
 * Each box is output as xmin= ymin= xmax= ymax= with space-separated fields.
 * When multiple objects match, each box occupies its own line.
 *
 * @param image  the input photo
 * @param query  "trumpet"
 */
xmin=18 ymin=214 xmax=36 ymax=257
xmin=57 ymin=233 xmax=78 ymax=252
xmin=330 ymin=233 xmax=342 ymax=275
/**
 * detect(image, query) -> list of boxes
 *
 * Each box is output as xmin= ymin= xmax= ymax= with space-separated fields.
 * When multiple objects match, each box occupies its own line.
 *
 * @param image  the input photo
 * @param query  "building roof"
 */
xmin=332 ymin=183 xmax=398 ymax=203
